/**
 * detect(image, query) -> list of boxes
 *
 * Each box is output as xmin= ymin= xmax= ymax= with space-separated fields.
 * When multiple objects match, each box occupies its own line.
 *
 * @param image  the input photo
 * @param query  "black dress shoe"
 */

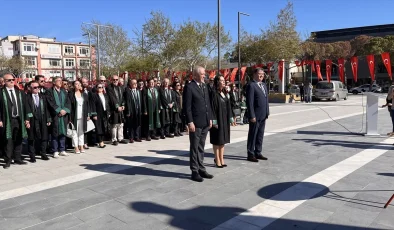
xmin=199 ymin=171 xmax=214 ymax=179
xmin=247 ymin=156 xmax=259 ymax=162
xmin=120 ymin=140 xmax=129 ymax=144
xmin=129 ymin=139 xmax=134 ymax=143
xmin=3 ymin=162 xmax=10 ymax=169
xmin=135 ymin=139 xmax=142 ymax=142
xmin=166 ymin=135 xmax=174 ymax=138
xmin=160 ymin=136 xmax=166 ymax=139
xmin=112 ymin=141 xmax=119 ymax=146
xmin=191 ymin=173 xmax=204 ymax=182
xmin=214 ymin=159 xmax=223 ymax=168
xmin=41 ymin=155 xmax=50 ymax=161
xmin=174 ymin=133 xmax=180 ymax=137
xmin=99 ymin=144 xmax=106 ymax=148
xmin=146 ymin=137 xmax=152 ymax=141
xmin=256 ymin=155 xmax=268 ymax=160
xmin=178 ymin=133 xmax=183 ymax=136
xmin=14 ymin=160 xmax=27 ymax=165
xmin=222 ymin=164 xmax=227 ymax=167
xmin=152 ymin=136 xmax=159 ymax=140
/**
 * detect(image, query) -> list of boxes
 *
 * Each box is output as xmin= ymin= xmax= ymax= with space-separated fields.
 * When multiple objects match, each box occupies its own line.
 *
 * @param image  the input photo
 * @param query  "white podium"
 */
xmin=364 ymin=92 xmax=380 ymax=136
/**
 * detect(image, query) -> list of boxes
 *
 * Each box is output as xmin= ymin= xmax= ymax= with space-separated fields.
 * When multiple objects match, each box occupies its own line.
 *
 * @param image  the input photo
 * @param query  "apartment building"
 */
xmin=1 ymin=35 xmax=96 ymax=80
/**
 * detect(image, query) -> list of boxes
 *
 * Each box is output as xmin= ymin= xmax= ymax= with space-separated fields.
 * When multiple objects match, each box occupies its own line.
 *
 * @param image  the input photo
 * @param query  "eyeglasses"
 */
xmin=176 ymin=84 xmax=180 ymax=86
xmin=5 ymin=79 xmax=15 ymax=82
xmin=113 ymin=79 xmax=119 ymax=81
xmin=100 ymin=80 xmax=106 ymax=82
xmin=97 ymin=86 xmax=103 ymax=89
xmin=39 ymin=80 xmax=45 ymax=83
xmin=32 ymin=86 xmax=39 ymax=89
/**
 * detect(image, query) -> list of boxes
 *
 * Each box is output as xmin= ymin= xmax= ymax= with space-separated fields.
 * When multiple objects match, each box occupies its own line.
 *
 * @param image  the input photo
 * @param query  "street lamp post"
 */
xmin=82 ymin=22 xmax=113 ymax=78
xmin=217 ymin=0 xmax=221 ymax=75
xmin=238 ymin=11 xmax=250 ymax=100
xmin=82 ymin=32 xmax=92 ymax=81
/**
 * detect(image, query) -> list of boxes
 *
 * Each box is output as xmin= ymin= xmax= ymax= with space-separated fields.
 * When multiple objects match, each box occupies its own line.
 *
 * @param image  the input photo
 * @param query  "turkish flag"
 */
xmin=311 ymin=60 xmax=315 ymax=73
xmin=351 ymin=56 xmax=358 ymax=82
xmin=326 ymin=60 xmax=332 ymax=82
xmin=315 ymin=60 xmax=323 ymax=80
xmin=295 ymin=60 xmax=301 ymax=67
xmin=381 ymin=52 xmax=392 ymax=80
xmin=230 ymin=68 xmax=238 ymax=82
xmin=240 ymin=66 xmax=247 ymax=83
xmin=209 ymin=70 xmax=216 ymax=79
xmin=278 ymin=60 xmax=284 ymax=82
xmin=338 ymin=58 xmax=345 ymax=83
xmin=366 ymin=54 xmax=375 ymax=81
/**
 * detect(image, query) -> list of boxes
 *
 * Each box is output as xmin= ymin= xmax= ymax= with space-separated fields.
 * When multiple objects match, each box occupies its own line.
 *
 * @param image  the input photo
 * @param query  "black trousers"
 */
xmin=161 ymin=124 xmax=171 ymax=136
xmin=247 ymin=120 xmax=266 ymax=157
xmin=189 ymin=126 xmax=209 ymax=173
xmin=145 ymin=110 xmax=159 ymax=138
xmin=28 ymin=138 xmax=48 ymax=159
xmin=300 ymin=92 xmax=304 ymax=101
xmin=4 ymin=118 xmax=23 ymax=162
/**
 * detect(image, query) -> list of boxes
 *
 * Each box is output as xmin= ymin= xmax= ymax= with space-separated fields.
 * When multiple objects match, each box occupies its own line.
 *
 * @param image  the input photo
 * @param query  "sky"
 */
xmin=1 ymin=0 xmax=394 ymax=44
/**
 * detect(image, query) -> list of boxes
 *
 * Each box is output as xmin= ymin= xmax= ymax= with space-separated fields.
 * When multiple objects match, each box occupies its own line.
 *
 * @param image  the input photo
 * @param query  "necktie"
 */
xmin=259 ymin=83 xmax=267 ymax=97
xmin=10 ymin=90 xmax=18 ymax=117
xmin=199 ymin=84 xmax=205 ymax=97
xmin=34 ymin=94 xmax=39 ymax=107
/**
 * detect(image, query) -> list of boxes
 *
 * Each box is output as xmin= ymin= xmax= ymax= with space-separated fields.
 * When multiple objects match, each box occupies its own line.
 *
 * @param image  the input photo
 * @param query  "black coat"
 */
xmin=45 ymin=87 xmax=71 ymax=137
xmin=92 ymin=93 xmax=110 ymax=135
xmin=210 ymin=91 xmax=231 ymax=145
xmin=158 ymin=87 xmax=173 ymax=125
xmin=172 ymin=90 xmax=182 ymax=124
xmin=26 ymin=93 xmax=51 ymax=140
xmin=0 ymin=87 xmax=30 ymax=139
xmin=124 ymin=88 xmax=142 ymax=126
xmin=68 ymin=92 xmax=90 ymax=133
xmin=106 ymin=84 xmax=125 ymax=124
xmin=183 ymin=80 xmax=213 ymax=128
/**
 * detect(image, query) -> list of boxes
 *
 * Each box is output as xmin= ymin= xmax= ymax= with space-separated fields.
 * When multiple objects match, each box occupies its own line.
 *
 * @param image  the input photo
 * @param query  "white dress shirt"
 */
xmin=7 ymin=87 xmax=19 ymax=116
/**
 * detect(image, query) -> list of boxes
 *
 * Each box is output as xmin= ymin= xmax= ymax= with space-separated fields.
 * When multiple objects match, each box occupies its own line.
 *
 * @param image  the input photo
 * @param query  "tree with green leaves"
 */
xmin=81 ymin=20 xmax=131 ymax=75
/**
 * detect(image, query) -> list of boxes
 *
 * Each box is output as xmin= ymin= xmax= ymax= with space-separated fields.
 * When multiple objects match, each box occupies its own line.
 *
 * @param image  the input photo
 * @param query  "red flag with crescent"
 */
xmin=351 ymin=56 xmax=358 ymax=82
xmin=240 ymin=66 xmax=247 ymax=83
xmin=366 ymin=54 xmax=375 ymax=81
xmin=230 ymin=68 xmax=238 ymax=82
xmin=278 ymin=60 xmax=284 ymax=82
xmin=209 ymin=70 xmax=216 ymax=79
xmin=326 ymin=60 xmax=332 ymax=82
xmin=338 ymin=58 xmax=345 ymax=83
xmin=311 ymin=60 xmax=315 ymax=73
xmin=381 ymin=52 xmax=392 ymax=80
xmin=315 ymin=60 xmax=323 ymax=80
xmin=295 ymin=60 xmax=301 ymax=67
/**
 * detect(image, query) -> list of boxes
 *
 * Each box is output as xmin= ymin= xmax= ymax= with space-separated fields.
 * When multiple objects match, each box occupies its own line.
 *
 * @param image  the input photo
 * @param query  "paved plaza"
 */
xmin=0 ymin=95 xmax=394 ymax=230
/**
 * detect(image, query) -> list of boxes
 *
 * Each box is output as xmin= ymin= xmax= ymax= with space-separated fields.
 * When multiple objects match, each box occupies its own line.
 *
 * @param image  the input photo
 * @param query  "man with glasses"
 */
xmin=125 ymin=79 xmax=142 ymax=143
xmin=107 ymin=75 xmax=127 ymax=145
xmin=47 ymin=76 xmax=71 ymax=158
xmin=35 ymin=75 xmax=47 ymax=94
xmin=0 ymin=73 xmax=30 ymax=168
xmin=158 ymin=78 xmax=175 ymax=139
xmin=26 ymin=81 xmax=51 ymax=162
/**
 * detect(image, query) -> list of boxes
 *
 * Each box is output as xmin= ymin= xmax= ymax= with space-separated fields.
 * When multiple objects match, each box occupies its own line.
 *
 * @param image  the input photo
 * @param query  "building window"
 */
xmin=79 ymin=47 xmax=89 ymax=55
xmin=79 ymin=59 xmax=90 ymax=68
xmin=64 ymin=46 xmax=74 ymax=54
xmin=49 ymin=59 xmax=61 ymax=67
xmin=65 ymin=59 xmax=74 ymax=67
xmin=25 ymin=57 xmax=36 ymax=66
xmin=65 ymin=70 xmax=76 ymax=80
xmin=49 ymin=70 xmax=61 ymax=77
xmin=48 ymin=45 xmax=60 ymax=54
xmin=25 ymin=72 xmax=36 ymax=79
xmin=23 ymin=43 xmax=35 ymax=52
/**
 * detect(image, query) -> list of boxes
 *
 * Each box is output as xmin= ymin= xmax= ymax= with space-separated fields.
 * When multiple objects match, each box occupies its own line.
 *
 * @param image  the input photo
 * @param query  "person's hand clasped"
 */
xmin=188 ymin=122 xmax=196 ymax=133
xmin=250 ymin=118 xmax=256 ymax=123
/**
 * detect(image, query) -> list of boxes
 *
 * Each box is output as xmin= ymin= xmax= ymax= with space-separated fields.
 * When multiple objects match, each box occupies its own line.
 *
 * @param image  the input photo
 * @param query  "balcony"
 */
xmin=21 ymin=50 xmax=38 ymax=56
xmin=63 ymin=52 xmax=75 ymax=57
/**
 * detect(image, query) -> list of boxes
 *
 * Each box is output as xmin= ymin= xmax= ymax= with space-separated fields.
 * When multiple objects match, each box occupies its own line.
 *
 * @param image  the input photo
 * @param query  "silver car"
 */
xmin=314 ymin=81 xmax=348 ymax=101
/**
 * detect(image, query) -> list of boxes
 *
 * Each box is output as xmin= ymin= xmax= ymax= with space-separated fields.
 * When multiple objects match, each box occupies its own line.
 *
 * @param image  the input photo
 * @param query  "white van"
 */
xmin=314 ymin=81 xmax=348 ymax=101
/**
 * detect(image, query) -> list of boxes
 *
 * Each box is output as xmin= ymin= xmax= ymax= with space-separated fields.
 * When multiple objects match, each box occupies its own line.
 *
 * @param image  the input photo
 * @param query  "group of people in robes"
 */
xmin=0 ymin=72 xmax=240 ymax=171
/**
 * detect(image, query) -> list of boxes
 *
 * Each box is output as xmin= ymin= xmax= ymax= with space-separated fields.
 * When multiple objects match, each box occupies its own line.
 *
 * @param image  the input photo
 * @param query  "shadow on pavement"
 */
xmin=130 ymin=201 xmax=383 ymax=230
xmin=80 ymin=163 xmax=190 ymax=180
xmin=292 ymin=138 xmax=392 ymax=150
xmin=297 ymin=130 xmax=364 ymax=136
xmin=377 ymin=173 xmax=394 ymax=177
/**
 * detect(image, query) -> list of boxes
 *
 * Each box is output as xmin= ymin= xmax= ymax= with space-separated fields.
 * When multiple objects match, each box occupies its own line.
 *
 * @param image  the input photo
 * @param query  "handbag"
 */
xmin=85 ymin=120 xmax=95 ymax=133
xmin=66 ymin=123 xmax=77 ymax=139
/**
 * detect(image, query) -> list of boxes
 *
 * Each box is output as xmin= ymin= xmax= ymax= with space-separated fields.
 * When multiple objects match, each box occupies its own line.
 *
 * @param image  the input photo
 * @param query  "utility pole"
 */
xmin=82 ymin=22 xmax=113 ymax=78
xmin=238 ymin=11 xmax=250 ymax=100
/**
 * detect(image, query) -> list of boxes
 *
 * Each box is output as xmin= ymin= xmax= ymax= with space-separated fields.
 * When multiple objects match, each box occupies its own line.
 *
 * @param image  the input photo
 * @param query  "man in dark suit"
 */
xmin=26 ymin=81 xmax=51 ymax=162
xmin=246 ymin=68 xmax=270 ymax=162
xmin=125 ymin=79 xmax=142 ymax=143
xmin=184 ymin=66 xmax=214 ymax=182
xmin=0 ymin=73 xmax=30 ymax=168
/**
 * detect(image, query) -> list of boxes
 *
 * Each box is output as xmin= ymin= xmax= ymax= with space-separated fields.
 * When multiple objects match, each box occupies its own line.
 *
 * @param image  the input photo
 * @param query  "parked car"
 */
xmin=349 ymin=84 xmax=382 ymax=94
xmin=314 ymin=81 xmax=348 ymax=101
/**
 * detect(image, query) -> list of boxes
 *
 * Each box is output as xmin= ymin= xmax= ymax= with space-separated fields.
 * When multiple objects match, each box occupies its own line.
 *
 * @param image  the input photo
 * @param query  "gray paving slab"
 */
xmin=100 ymin=178 xmax=160 ymax=198
xmin=67 ymin=214 xmax=128 ymax=230
xmin=0 ymin=198 xmax=19 ymax=211
xmin=0 ymin=214 xmax=42 ymax=230
xmin=24 ymin=214 xmax=83 ymax=230
xmin=0 ymin=199 xmax=55 ymax=219
xmin=73 ymin=200 xmax=127 ymax=222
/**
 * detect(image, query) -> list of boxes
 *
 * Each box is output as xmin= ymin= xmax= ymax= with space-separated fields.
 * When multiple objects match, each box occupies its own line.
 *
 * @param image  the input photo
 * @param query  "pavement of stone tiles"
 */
xmin=0 ymin=102 xmax=392 ymax=230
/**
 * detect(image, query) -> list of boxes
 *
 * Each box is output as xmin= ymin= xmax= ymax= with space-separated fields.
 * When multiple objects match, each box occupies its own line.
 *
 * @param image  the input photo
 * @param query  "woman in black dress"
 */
xmin=91 ymin=83 xmax=110 ymax=148
xmin=210 ymin=76 xmax=232 ymax=168
xmin=171 ymin=81 xmax=183 ymax=136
